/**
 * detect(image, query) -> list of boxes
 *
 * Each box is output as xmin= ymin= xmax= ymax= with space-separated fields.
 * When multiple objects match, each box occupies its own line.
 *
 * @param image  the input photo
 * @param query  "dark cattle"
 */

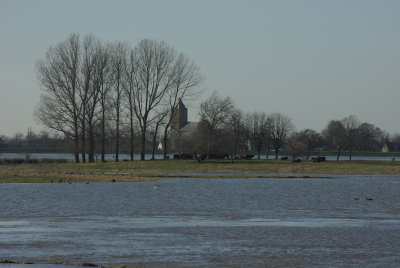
xmin=208 ymin=154 xmax=229 ymax=160
xmin=173 ymin=154 xmax=193 ymax=160
xmin=292 ymin=158 xmax=302 ymax=163
xmin=280 ymin=156 xmax=289 ymax=160
xmin=312 ymin=156 xmax=326 ymax=163
xmin=182 ymin=154 xmax=193 ymax=160
xmin=243 ymin=154 xmax=254 ymax=160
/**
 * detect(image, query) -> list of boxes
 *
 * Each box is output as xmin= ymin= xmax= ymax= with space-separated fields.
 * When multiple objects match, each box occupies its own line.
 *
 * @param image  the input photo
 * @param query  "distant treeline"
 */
xmin=170 ymin=93 xmax=400 ymax=161
xmin=0 ymin=130 xmax=153 ymax=155
xmin=0 ymin=157 xmax=68 ymax=165
xmin=0 ymin=131 xmax=69 ymax=153
xmin=1 ymin=112 xmax=399 ymax=162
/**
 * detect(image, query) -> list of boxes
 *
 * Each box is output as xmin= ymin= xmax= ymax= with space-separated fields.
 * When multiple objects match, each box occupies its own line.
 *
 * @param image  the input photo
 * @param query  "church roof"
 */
xmin=180 ymin=122 xmax=199 ymax=136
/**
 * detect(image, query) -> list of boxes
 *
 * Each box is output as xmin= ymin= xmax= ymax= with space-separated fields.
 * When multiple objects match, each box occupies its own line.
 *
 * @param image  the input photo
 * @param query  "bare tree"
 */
xmin=286 ymin=132 xmax=306 ymax=160
xmin=199 ymin=91 xmax=235 ymax=158
xmin=264 ymin=120 xmax=273 ymax=159
xmin=150 ymin=109 xmax=168 ymax=160
xmin=322 ymin=120 xmax=345 ymax=161
xmin=123 ymin=47 xmax=138 ymax=161
xmin=162 ymin=53 xmax=202 ymax=159
xmin=94 ymin=43 xmax=112 ymax=162
xmin=0 ymin=135 xmax=7 ymax=150
xmin=130 ymin=39 xmax=176 ymax=160
xmin=342 ymin=115 xmax=360 ymax=160
xmin=110 ymin=42 xmax=127 ymax=162
xmin=35 ymin=33 xmax=81 ymax=163
xmin=247 ymin=111 xmax=268 ymax=159
xmin=391 ymin=133 xmax=400 ymax=152
xmin=377 ymin=129 xmax=390 ymax=150
xmin=357 ymin=124 xmax=391 ymax=153
xmin=297 ymin=129 xmax=321 ymax=160
xmin=78 ymin=35 xmax=101 ymax=163
xmin=227 ymin=108 xmax=246 ymax=158
xmin=268 ymin=113 xmax=294 ymax=159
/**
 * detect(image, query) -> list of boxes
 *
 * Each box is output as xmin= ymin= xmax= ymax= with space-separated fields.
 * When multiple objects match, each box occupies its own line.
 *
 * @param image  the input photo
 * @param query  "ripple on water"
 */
xmin=1 ymin=176 xmax=400 ymax=267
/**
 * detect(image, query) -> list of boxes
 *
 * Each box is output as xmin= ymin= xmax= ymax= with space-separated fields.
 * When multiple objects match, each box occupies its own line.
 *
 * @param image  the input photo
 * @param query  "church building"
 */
xmin=169 ymin=100 xmax=199 ymax=152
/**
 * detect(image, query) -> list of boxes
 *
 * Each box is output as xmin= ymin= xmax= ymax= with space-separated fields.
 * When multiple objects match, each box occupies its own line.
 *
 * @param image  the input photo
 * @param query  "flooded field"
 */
xmin=1 ymin=176 xmax=400 ymax=267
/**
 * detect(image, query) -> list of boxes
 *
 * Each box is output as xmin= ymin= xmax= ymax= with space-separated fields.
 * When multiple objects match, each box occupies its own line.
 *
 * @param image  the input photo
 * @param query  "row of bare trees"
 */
xmin=33 ymin=34 xmax=397 ymax=162
xmin=178 ymin=92 xmax=397 ymax=161
xmin=181 ymin=91 xmax=295 ymax=160
xmin=322 ymin=115 xmax=392 ymax=160
xmin=35 ymin=33 xmax=201 ymax=162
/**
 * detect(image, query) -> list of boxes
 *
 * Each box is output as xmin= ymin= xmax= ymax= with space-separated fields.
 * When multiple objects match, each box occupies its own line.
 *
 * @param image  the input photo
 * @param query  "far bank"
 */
xmin=1 ymin=159 xmax=399 ymax=183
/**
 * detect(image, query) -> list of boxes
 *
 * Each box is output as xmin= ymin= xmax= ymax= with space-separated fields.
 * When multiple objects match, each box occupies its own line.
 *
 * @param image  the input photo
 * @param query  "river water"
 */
xmin=1 ymin=176 xmax=400 ymax=267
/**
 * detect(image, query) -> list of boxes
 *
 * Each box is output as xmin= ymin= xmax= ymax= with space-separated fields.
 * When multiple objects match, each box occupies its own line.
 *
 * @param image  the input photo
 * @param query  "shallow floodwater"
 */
xmin=1 ymin=176 xmax=400 ymax=267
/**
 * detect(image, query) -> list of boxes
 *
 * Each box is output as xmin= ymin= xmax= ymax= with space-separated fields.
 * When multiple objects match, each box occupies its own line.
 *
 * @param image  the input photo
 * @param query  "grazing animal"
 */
xmin=312 ymin=156 xmax=326 ymax=163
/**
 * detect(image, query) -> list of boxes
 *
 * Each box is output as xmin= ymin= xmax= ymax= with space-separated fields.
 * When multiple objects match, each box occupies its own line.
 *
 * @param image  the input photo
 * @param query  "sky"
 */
xmin=1 ymin=0 xmax=399 ymax=137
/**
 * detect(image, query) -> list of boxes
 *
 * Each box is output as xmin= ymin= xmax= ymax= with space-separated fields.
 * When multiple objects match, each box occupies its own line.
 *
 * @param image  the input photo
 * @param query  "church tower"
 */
xmin=170 ymin=99 xmax=189 ymax=151
xmin=171 ymin=99 xmax=188 ymax=131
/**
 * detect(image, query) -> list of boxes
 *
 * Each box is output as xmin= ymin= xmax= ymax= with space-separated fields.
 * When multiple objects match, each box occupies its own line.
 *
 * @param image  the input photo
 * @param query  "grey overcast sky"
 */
xmin=0 ymin=0 xmax=399 ymax=137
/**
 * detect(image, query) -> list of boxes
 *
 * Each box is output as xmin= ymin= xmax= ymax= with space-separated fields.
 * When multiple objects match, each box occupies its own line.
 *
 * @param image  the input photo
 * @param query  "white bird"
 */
xmin=153 ymin=184 xmax=160 ymax=190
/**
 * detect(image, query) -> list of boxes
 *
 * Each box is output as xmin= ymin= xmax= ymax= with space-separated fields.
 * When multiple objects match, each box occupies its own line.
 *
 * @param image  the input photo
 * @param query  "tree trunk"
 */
xmin=130 ymin=126 xmax=134 ymax=161
xmin=115 ymin=118 xmax=119 ymax=162
xmin=336 ymin=146 xmax=341 ymax=161
xmin=81 ymin=121 xmax=86 ymax=163
xmin=141 ymin=133 xmax=146 ymax=160
xmin=88 ymin=123 xmax=95 ymax=163
xmin=115 ymin=90 xmax=120 ymax=162
xmin=163 ymin=127 xmax=169 ymax=159
xmin=130 ymin=112 xmax=134 ymax=161
xmin=151 ymin=135 xmax=157 ymax=160
xmin=151 ymin=122 xmax=160 ymax=160
xmin=74 ymin=122 xmax=80 ymax=163
xmin=101 ymin=109 xmax=106 ymax=162
xmin=207 ymin=129 xmax=212 ymax=159
xmin=74 ymin=151 xmax=79 ymax=163
xmin=141 ymin=123 xmax=147 ymax=161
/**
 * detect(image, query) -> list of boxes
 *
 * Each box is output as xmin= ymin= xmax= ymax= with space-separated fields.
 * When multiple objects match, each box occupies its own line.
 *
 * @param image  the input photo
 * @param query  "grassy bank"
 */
xmin=1 ymin=158 xmax=400 ymax=183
